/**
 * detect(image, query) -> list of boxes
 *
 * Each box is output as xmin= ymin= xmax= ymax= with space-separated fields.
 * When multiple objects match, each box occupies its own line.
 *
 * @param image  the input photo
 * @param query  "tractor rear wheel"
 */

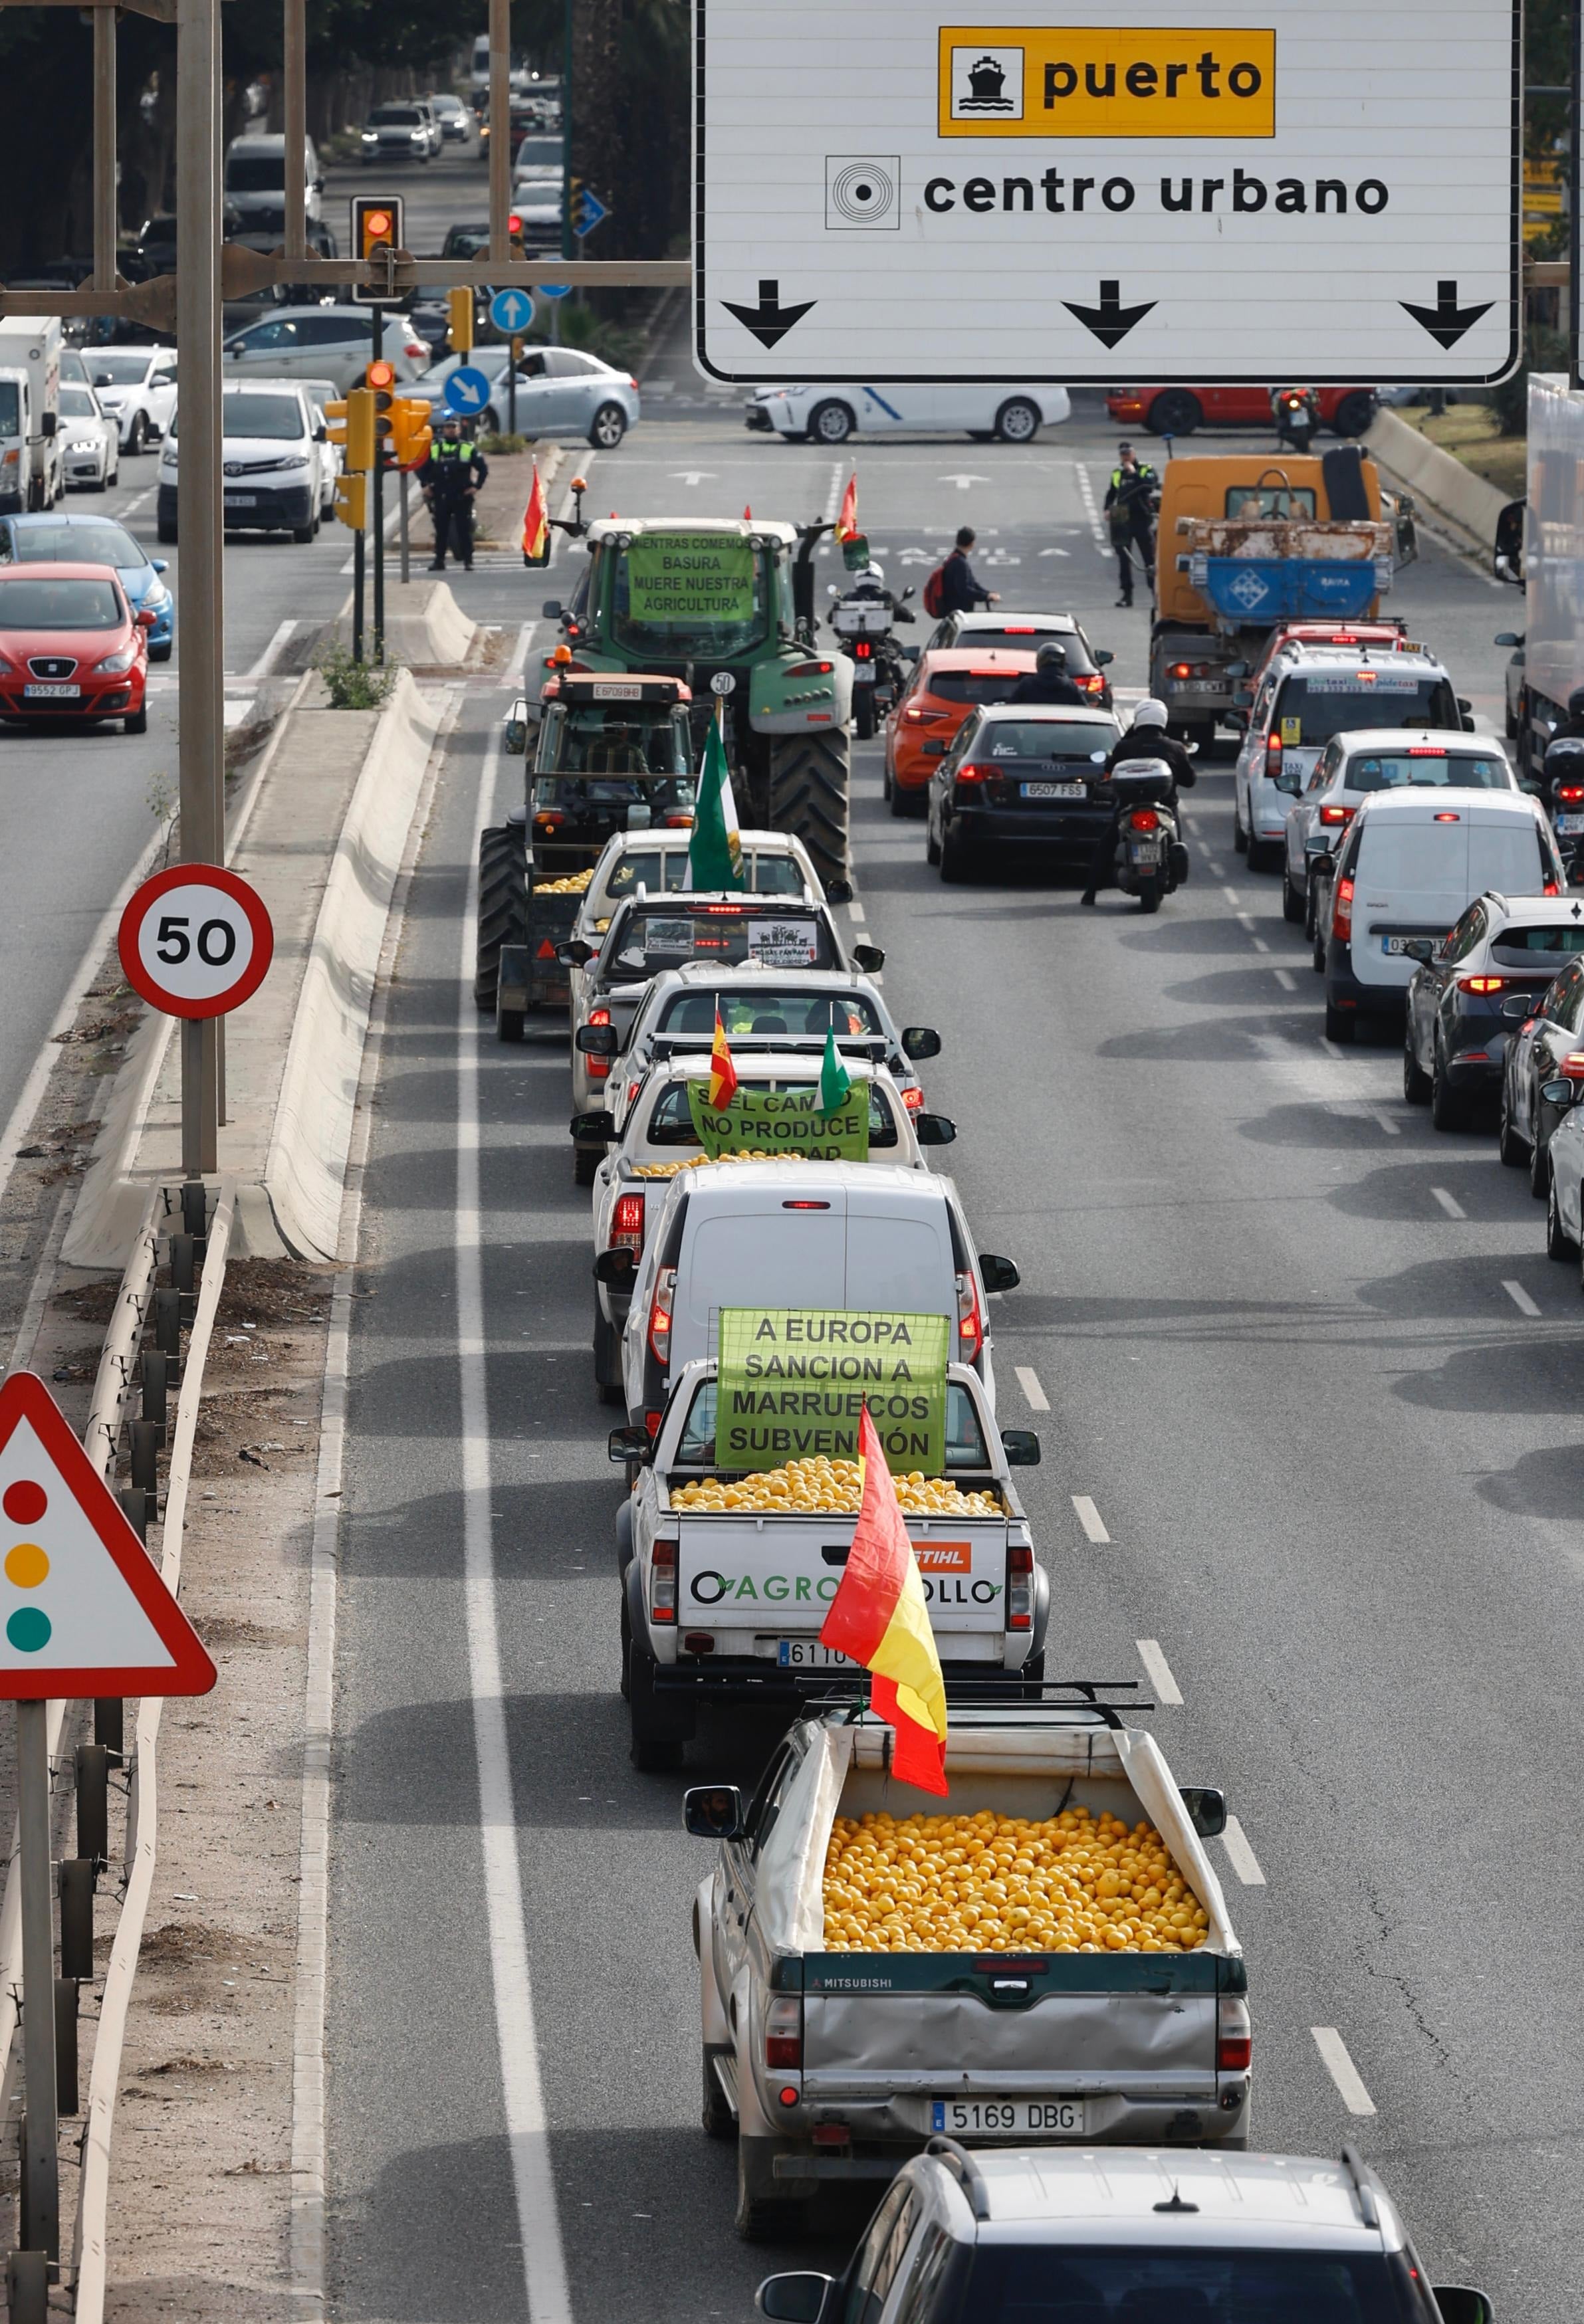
xmin=768 ymin=728 xmax=851 ymax=894
xmin=473 ymin=821 xmax=527 ymax=1012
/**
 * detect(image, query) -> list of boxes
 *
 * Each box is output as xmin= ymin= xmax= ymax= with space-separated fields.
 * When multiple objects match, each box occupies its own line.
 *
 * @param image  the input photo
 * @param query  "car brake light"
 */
xmin=648 ymin=1265 xmax=675 ymax=1364
xmin=661 ymin=813 xmax=694 ymax=828
xmin=1170 ymin=661 xmax=1193 ymax=679
xmin=699 ymin=902 xmax=747 ymax=914
xmin=955 ymin=762 xmax=992 ymax=786
xmin=1407 ymin=746 xmax=1447 ymax=756
xmin=782 ymin=1199 xmax=832 ymax=1209
xmin=1433 ymin=811 xmax=1461 ymax=823
xmin=1560 ymin=1053 xmax=1584 ymax=1079
xmin=902 ymin=1085 xmax=925 ymax=1112
xmin=1332 ymin=873 xmax=1353 ymax=942
xmin=1319 ymin=803 xmax=1355 ymax=826
xmin=1076 ymin=673 xmax=1104 ymax=693
xmin=1266 ymin=730 xmax=1284 ymax=775
xmin=1007 ymin=1543 xmax=1034 ymax=1632
xmin=1002 ymin=624 xmax=1038 ymax=633
xmin=1129 ymin=807 xmax=1159 ymax=832
xmin=1457 ymin=976 xmax=1506 ymax=994
xmin=651 ymin=1538 xmax=677 ymax=1626
xmin=611 ymin=1192 xmax=645 ymax=1252
xmin=788 ymin=660 xmax=834 ymax=677
xmin=1217 ymin=1994 xmax=1251 ymax=2073
xmin=588 ymin=1005 xmax=612 ymax=1082
xmin=1559 ymin=785 xmax=1584 ymax=802
xmin=765 ymin=1994 xmax=802 ymax=2069
xmin=1545 ymin=879 xmax=1561 ymax=895
xmin=904 ymin=706 xmax=947 ymax=724
xmin=956 ymin=1269 xmax=984 ymax=1364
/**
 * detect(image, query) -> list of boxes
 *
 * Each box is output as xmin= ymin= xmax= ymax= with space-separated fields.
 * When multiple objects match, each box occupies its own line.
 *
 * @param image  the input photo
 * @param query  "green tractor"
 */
xmin=538 ymin=518 xmax=855 ymax=891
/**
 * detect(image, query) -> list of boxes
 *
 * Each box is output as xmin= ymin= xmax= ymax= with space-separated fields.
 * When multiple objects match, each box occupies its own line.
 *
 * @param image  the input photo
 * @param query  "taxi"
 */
xmin=883 ymin=647 xmax=1037 ymax=816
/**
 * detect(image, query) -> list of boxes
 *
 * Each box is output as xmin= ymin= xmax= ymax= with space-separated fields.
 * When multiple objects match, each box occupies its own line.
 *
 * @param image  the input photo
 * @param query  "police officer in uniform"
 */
xmin=1103 ymin=443 xmax=1158 ymax=609
xmin=423 ymin=414 xmax=489 ymax=572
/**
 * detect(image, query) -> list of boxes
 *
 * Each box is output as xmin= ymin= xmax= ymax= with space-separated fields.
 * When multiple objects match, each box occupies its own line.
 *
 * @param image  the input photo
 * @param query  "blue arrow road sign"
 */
xmin=537 ymin=283 xmax=571 ymax=300
xmin=490 ymin=287 xmax=535 ymax=336
xmin=443 ymin=364 xmax=493 ymax=416
xmin=574 ymin=188 xmax=610 ymax=239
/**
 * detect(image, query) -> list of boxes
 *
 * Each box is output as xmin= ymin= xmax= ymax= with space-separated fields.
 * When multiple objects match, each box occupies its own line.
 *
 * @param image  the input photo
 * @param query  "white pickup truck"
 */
xmin=612 ymin=1357 xmax=1048 ymax=1768
xmin=685 ymin=1697 xmax=1247 ymax=2239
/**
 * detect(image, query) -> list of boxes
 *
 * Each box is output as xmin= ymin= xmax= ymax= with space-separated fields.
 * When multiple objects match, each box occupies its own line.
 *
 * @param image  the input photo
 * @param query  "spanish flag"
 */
xmin=820 ymin=1406 xmax=949 ymax=1795
xmin=834 ymin=474 xmax=858 ymax=542
xmin=521 ymin=461 xmax=550 ymax=564
xmin=709 ymin=1008 xmax=738 ymax=1110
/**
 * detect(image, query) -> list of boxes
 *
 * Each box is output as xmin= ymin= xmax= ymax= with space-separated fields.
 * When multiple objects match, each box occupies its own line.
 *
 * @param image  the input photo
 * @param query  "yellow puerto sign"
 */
xmin=938 ymin=25 xmax=1276 ymax=138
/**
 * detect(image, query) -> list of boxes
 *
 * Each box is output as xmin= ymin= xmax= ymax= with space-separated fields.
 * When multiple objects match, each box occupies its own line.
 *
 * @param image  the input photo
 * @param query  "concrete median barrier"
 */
xmin=1365 ymin=406 xmax=1511 ymax=552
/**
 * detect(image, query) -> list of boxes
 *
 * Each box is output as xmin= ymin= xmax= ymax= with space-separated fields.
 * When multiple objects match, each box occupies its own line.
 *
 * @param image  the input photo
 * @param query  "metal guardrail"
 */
xmin=70 ymin=1182 xmax=233 ymax=2319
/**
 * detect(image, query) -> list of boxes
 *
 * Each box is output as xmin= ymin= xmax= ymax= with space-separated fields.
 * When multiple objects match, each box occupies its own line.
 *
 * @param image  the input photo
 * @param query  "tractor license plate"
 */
xmin=23 ymin=684 xmax=79 ymax=698
xmin=1022 ymin=782 xmax=1085 ymax=799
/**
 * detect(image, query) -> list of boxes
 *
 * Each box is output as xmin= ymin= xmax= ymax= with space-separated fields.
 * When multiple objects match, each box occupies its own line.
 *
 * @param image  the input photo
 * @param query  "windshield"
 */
xmin=5 ymin=522 xmax=143 ymax=569
xmin=606 ymin=849 xmax=807 ymax=898
xmin=538 ymin=702 xmax=691 ymax=775
xmin=1345 ymin=749 xmax=1510 ymax=792
xmin=370 ymin=107 xmax=420 ymax=123
xmin=655 ymin=988 xmax=883 ymax=1038
xmin=1492 ymin=923 xmax=1584 ymax=956
xmin=676 ymin=1378 xmax=986 ymax=1470
xmin=961 ymin=626 xmax=1092 ymax=669
xmin=945 ymin=2246 xmax=1421 ymax=2324
xmin=604 ymin=905 xmax=836 ymax=980
xmin=927 ymin=671 xmax=1038 ymax=705
xmin=225 ymin=155 xmax=284 ymax=191
xmin=0 ymin=578 xmax=122 ymax=629
xmin=0 ymin=384 xmax=19 ymax=435
xmin=1275 ymin=673 xmax=1458 ymax=746
xmin=979 ymin=720 xmax=1117 ymax=761
xmin=1226 ymin=485 xmax=1319 ymax=518
xmin=90 ymin=354 xmax=154 ymax=385
xmin=610 ymin=533 xmax=770 ymax=660
xmin=645 ymin=1077 xmax=898 ymax=1150
xmin=60 ymin=388 xmax=98 ymax=417
xmin=172 ymin=395 xmax=304 ymax=443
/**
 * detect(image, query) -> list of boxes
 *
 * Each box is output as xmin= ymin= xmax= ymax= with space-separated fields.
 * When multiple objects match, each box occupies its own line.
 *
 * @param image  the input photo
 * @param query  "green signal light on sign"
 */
xmin=3 ymin=1477 xmax=51 ymax=1653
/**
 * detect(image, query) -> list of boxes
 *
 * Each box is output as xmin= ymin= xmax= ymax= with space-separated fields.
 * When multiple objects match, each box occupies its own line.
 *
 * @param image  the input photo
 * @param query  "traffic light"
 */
xmin=389 ymin=396 xmax=433 ymax=472
xmin=350 ymin=195 xmax=404 ymax=302
xmin=327 ymin=387 xmax=375 ymax=471
xmin=333 ymin=473 xmax=366 ymax=531
xmin=447 ymin=286 xmax=474 ymax=356
xmin=366 ymin=358 xmax=396 ymax=463
xmin=509 ymin=210 xmax=524 ymax=256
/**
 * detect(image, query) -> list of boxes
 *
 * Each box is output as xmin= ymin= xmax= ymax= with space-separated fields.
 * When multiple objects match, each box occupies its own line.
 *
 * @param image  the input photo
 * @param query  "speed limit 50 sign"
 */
xmin=118 ymin=864 xmax=274 ymax=1021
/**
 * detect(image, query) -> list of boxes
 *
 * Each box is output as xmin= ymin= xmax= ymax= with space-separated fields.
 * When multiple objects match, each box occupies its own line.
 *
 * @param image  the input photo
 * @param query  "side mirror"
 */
xmin=541 ymin=598 xmax=562 ymax=617
xmin=136 ymin=607 xmax=158 ymax=629
xmin=594 ymin=1245 xmax=637 ymax=1285
xmin=998 ymin=1428 xmax=1040 ymax=1467
xmin=1494 ymin=632 xmax=1522 ymax=649
xmin=576 ymin=1023 xmax=620 ymax=1056
xmin=1226 ymin=710 xmax=1250 ymax=734
xmin=1179 ymin=1785 xmax=1227 ymax=1839
xmin=1401 ymin=938 xmax=1435 ymax=964
xmin=505 ymin=719 xmax=528 ymax=755
xmin=1273 ymin=767 xmax=1299 ymax=795
xmin=823 ymin=875 xmax=853 ymax=905
xmin=1500 ymin=990 xmax=1535 ymax=1019
xmin=608 ymin=1424 xmax=651 ymax=1464
xmin=1224 ymin=660 xmax=1249 ymax=679
xmin=1232 ymin=687 xmax=1254 ymax=707
xmin=152 ymin=560 xmax=169 ymax=575
xmin=756 ymin=2275 xmax=834 ymax=2324
xmin=40 ymin=412 xmax=56 ymax=437
xmin=1456 ymin=694 xmax=1473 ymax=715
xmin=1432 ymin=2293 xmax=1492 ymax=2324
xmin=683 ymin=1784 xmax=746 ymax=1840
xmin=901 ymin=1026 xmax=941 ymax=1059
xmin=914 ymin=1112 xmax=956 ymax=1146
xmin=1094 ymin=647 xmax=1114 ymax=667
xmin=978 ymin=1252 xmax=1020 ymax=1293
xmin=1540 ymin=1077 xmax=1582 ymax=1106
xmin=851 ymin=942 xmax=885 ymax=974
xmin=572 ymin=1109 xmax=616 ymax=1144
xmin=555 ymin=938 xmax=595 ymax=967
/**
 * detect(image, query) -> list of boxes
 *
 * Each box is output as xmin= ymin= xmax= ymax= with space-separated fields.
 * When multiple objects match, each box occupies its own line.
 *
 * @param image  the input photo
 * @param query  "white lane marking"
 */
xmin=244 ymin=617 xmax=299 ymax=681
xmin=1503 ymin=1279 xmax=1541 ymax=1317
xmin=458 ymin=723 xmax=574 ymax=2324
xmin=118 ymin=484 xmax=157 ymax=517
xmin=1135 ymin=1637 xmax=1182 ymax=1705
xmin=1074 ymin=463 xmax=1107 ymax=550
xmin=1274 ymin=968 xmax=1297 ymax=992
xmin=1250 ymin=936 xmax=1270 ymax=954
xmin=1014 ymin=1364 xmax=1049 ymax=1412
xmin=1221 ymin=885 xmax=1241 ymax=908
xmin=848 ymin=900 xmax=866 ymax=924
xmin=1221 ymin=1816 xmax=1267 ymax=1887
xmin=822 ymin=462 xmax=844 ymax=525
xmin=1072 ymin=1494 xmax=1110 ymax=1544
xmin=1311 ymin=2026 xmax=1377 ymax=2116
xmin=1430 ymin=1186 xmax=1466 ymax=1219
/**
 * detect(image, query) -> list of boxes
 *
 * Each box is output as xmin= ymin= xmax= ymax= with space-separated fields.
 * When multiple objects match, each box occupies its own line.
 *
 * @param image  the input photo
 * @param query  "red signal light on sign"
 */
xmin=366 ymin=358 xmax=396 ymax=391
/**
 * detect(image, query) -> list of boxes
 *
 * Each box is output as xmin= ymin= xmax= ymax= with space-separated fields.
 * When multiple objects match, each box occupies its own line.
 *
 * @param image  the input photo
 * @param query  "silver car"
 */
xmin=411 ymin=346 xmax=639 ymax=447
xmin=58 ymin=383 xmax=120 ymax=490
xmin=359 ymin=102 xmax=441 ymax=161
xmin=221 ymin=306 xmax=429 ymax=395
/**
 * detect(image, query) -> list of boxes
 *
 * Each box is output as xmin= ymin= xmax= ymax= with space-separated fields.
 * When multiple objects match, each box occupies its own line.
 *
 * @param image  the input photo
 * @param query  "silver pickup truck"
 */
xmin=684 ymin=1697 xmax=1247 ymax=2239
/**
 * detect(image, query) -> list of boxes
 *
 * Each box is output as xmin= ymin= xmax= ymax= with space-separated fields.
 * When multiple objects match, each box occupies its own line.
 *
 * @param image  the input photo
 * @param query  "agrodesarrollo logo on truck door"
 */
xmin=939 ymin=25 xmax=1276 ymax=136
xmin=685 ymin=1565 xmax=1003 ymax=1608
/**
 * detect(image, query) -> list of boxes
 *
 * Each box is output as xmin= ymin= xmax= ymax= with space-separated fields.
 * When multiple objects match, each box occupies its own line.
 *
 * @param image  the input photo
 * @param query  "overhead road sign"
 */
xmin=444 ymin=364 xmax=494 ymax=415
xmin=0 ymin=1372 xmax=215 ymax=1698
xmin=695 ymin=0 xmax=1522 ymax=386
xmin=490 ymin=286 xmax=535 ymax=334
xmin=574 ymin=187 xmax=610 ymax=239
xmin=118 ymin=864 xmax=273 ymax=1019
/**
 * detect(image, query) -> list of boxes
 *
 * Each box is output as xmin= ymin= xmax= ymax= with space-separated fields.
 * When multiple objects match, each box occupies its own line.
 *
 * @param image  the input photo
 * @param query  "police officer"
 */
xmin=423 ymin=414 xmax=489 ymax=572
xmin=1103 ymin=443 xmax=1158 ymax=609
xmin=1079 ymin=699 xmax=1196 ymax=906
xmin=1008 ymin=641 xmax=1086 ymax=706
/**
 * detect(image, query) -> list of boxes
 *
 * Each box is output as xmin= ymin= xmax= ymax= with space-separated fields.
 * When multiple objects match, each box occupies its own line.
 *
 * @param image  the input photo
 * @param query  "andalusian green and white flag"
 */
xmin=689 ymin=718 xmax=744 ymax=891
xmin=820 ymin=1027 xmax=853 ymax=1114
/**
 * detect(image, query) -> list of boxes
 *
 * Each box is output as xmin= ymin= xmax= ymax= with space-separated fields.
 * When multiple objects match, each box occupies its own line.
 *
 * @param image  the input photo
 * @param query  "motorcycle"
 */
xmin=828 ymin=581 xmax=916 ymax=741
xmin=1106 ymin=755 xmax=1192 ymax=913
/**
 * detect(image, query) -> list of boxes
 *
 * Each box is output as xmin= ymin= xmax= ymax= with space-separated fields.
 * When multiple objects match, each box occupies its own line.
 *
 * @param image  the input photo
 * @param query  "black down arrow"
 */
xmin=1063 ymin=280 xmax=1155 ymax=350
xmin=1400 ymin=280 xmax=1493 ymax=350
xmin=721 ymin=278 xmax=816 ymax=350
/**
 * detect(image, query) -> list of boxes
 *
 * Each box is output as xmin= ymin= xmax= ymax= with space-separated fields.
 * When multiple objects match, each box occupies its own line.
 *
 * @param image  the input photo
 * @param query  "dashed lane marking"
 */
xmin=1274 ymin=968 xmax=1297 ymax=991
xmin=1072 ymin=1494 xmax=1110 ymax=1544
xmin=1135 ymin=1637 xmax=1181 ymax=1704
xmin=1503 ymin=1279 xmax=1541 ymax=1317
xmin=1014 ymin=1365 xmax=1049 ymax=1412
xmin=848 ymin=900 xmax=866 ymax=924
xmin=1221 ymin=1816 xmax=1267 ymax=1886
xmin=1430 ymin=1186 xmax=1467 ymax=1220
xmin=1311 ymin=2026 xmax=1377 ymax=2115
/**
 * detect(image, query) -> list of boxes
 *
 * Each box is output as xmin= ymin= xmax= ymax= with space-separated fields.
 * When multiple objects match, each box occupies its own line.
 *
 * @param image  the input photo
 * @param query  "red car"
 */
xmin=883 ymin=647 xmax=1038 ymax=814
xmin=0 ymin=562 xmax=152 ymax=733
xmin=1105 ymin=384 xmax=1377 ymax=438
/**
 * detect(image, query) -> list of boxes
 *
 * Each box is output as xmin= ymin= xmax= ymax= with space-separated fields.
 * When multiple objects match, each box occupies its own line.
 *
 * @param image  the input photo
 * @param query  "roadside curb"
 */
xmin=1365 ymin=406 xmax=1510 ymax=556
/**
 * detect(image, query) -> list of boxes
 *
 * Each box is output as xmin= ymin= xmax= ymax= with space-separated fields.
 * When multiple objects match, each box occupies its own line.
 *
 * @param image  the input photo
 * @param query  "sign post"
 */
xmin=0 ymin=1373 xmax=216 ymax=2293
xmin=695 ymin=0 xmax=1522 ymax=385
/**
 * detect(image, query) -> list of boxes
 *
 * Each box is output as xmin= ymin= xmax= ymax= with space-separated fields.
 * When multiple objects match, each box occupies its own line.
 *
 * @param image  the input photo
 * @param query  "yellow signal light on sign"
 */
xmin=447 ymin=285 xmax=474 ymax=356
xmin=333 ymin=473 xmax=366 ymax=530
xmin=366 ymin=358 xmax=397 ymax=391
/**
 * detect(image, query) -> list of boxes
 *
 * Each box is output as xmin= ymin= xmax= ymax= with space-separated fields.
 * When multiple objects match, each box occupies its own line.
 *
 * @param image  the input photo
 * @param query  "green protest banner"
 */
xmin=625 ymin=533 xmax=755 ymax=625
xmin=717 ymin=1309 xmax=950 ymax=1473
xmin=687 ymin=1081 xmax=869 ymax=1161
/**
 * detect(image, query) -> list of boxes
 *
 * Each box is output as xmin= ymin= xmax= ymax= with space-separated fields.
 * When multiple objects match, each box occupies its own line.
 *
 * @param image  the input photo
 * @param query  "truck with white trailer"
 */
xmin=1494 ymin=373 xmax=1584 ymax=783
xmin=0 ymin=319 xmax=62 ymax=512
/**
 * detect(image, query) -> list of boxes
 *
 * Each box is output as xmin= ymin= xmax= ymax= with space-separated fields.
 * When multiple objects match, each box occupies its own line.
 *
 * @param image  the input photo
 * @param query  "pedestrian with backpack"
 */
xmin=923 ymin=526 xmax=999 ymax=621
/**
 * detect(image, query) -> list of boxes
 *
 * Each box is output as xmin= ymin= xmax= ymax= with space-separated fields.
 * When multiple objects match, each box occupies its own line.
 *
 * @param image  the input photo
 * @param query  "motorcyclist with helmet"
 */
xmin=1008 ymin=640 xmax=1087 ymax=707
xmin=1080 ymin=698 xmax=1197 ymax=906
xmin=1272 ymin=385 xmax=1321 ymax=455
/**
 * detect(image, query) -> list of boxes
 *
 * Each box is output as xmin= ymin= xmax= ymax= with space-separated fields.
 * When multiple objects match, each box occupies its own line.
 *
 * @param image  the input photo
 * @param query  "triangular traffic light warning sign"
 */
xmin=0 ymin=1374 xmax=216 ymax=1700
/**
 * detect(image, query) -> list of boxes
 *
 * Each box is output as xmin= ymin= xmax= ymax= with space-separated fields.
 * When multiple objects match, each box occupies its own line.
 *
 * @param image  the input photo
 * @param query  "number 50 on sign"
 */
xmin=118 ymin=863 xmax=274 ymax=1019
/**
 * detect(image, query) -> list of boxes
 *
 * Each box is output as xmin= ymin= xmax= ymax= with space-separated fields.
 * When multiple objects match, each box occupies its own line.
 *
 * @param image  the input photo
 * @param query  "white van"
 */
xmin=0 ymin=320 xmax=62 ymax=509
xmin=616 ymin=1161 xmax=1018 ymax=1429
xmin=1318 ymin=788 xmax=1564 ymax=1040
xmin=223 ymin=133 xmax=322 ymax=227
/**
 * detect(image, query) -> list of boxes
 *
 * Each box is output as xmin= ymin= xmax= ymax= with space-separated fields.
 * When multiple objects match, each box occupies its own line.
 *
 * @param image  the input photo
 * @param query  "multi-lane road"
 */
xmin=320 ymin=360 xmax=1575 ymax=2324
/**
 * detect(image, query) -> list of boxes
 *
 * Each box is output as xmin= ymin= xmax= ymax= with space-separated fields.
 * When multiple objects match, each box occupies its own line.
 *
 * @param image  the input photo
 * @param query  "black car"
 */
xmin=927 ymin=702 xmax=1121 ymax=882
xmin=1405 ymin=893 xmax=1584 ymax=1130
xmin=1497 ymin=939 xmax=1584 ymax=1186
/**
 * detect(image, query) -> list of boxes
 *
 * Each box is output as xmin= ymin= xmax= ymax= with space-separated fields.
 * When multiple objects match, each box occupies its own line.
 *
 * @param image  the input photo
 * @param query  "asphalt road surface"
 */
xmin=324 ymin=381 xmax=1574 ymax=2324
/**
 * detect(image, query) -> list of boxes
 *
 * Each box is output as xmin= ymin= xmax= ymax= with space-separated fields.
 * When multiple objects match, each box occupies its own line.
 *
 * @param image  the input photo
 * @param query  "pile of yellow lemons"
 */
xmin=671 ymin=1455 xmax=1000 ymax=1517
xmin=820 ymin=1806 xmax=1210 ymax=1954
xmin=631 ymin=1152 xmax=810 ymax=1181
xmin=536 ymin=868 xmax=596 ymax=896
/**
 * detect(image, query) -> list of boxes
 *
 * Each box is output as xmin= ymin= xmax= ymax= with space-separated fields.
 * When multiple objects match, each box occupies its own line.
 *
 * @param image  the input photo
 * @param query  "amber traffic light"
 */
xmin=447 ymin=286 xmax=474 ymax=355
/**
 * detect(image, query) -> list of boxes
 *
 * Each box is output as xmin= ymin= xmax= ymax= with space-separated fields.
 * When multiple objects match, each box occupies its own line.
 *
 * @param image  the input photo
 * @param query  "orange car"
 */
xmin=883 ymin=648 xmax=1039 ymax=815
